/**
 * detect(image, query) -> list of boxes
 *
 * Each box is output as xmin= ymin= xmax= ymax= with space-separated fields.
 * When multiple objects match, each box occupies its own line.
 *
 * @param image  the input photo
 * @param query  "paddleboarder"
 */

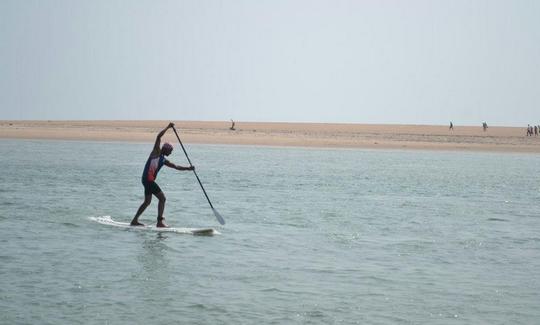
xmin=131 ymin=122 xmax=194 ymax=227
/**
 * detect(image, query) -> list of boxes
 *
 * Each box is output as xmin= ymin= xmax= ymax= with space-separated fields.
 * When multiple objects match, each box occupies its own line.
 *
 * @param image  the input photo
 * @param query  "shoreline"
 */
xmin=1 ymin=120 xmax=539 ymax=153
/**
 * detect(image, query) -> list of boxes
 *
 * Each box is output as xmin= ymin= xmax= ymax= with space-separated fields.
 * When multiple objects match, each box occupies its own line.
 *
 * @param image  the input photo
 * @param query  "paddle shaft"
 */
xmin=172 ymin=127 xmax=215 ymax=210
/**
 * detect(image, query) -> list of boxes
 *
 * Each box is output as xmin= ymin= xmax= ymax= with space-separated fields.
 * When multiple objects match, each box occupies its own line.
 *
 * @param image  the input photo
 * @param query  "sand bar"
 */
xmin=1 ymin=120 xmax=539 ymax=153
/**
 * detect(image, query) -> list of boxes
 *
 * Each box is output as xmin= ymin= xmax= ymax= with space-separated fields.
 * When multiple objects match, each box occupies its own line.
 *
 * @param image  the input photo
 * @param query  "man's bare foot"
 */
xmin=130 ymin=220 xmax=145 ymax=226
xmin=156 ymin=218 xmax=168 ymax=228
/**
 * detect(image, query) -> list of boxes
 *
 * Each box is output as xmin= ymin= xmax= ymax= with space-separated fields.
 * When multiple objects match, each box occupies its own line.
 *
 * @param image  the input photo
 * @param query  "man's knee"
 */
xmin=143 ymin=196 xmax=152 ymax=205
xmin=156 ymin=192 xmax=167 ymax=203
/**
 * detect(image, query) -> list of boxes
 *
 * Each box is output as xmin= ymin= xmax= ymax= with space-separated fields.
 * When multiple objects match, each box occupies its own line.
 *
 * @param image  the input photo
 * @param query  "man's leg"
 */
xmin=131 ymin=194 xmax=152 ymax=226
xmin=155 ymin=191 xmax=168 ymax=227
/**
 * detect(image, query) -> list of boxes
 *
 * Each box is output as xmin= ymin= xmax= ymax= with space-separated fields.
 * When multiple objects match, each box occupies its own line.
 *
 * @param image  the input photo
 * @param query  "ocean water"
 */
xmin=1 ymin=139 xmax=539 ymax=325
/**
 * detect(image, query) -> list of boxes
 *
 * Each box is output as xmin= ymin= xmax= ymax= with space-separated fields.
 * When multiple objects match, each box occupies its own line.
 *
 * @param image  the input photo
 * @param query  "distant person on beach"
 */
xmin=449 ymin=121 xmax=453 ymax=130
xmin=534 ymin=125 xmax=538 ymax=136
xmin=482 ymin=122 xmax=488 ymax=132
xmin=527 ymin=125 xmax=532 ymax=136
xmin=130 ymin=122 xmax=195 ymax=227
xmin=230 ymin=119 xmax=236 ymax=131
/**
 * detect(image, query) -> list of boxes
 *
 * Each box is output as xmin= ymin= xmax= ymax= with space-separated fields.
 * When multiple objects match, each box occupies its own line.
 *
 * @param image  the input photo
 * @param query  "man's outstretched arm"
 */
xmin=164 ymin=160 xmax=194 ymax=171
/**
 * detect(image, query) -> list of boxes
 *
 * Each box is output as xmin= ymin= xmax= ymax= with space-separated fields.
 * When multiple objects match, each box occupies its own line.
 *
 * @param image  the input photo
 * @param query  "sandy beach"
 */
xmin=1 ymin=120 xmax=539 ymax=153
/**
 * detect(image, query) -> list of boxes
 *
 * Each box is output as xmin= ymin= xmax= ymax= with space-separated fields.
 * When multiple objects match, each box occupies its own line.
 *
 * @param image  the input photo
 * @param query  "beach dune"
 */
xmin=1 ymin=120 xmax=539 ymax=153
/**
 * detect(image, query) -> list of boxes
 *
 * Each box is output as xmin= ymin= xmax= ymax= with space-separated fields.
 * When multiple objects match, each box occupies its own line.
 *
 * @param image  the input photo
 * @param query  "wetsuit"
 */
xmin=141 ymin=154 xmax=167 ymax=195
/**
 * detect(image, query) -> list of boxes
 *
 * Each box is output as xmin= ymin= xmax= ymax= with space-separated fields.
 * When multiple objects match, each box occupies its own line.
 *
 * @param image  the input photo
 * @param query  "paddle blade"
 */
xmin=213 ymin=208 xmax=225 ymax=225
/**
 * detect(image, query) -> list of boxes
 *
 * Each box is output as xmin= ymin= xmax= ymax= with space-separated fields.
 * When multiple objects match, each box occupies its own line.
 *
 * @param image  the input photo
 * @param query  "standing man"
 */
xmin=131 ymin=122 xmax=194 ymax=227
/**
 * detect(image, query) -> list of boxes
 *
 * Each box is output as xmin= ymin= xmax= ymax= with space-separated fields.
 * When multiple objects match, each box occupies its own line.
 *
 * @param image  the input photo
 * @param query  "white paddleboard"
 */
xmin=89 ymin=216 xmax=219 ymax=236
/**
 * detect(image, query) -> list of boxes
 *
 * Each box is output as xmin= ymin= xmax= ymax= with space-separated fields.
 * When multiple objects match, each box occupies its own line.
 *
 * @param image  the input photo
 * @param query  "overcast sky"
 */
xmin=1 ymin=0 xmax=538 ymax=125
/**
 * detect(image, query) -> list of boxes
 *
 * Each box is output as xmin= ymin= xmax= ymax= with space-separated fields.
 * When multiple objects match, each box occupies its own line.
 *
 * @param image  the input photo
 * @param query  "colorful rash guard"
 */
xmin=142 ymin=154 xmax=166 ymax=183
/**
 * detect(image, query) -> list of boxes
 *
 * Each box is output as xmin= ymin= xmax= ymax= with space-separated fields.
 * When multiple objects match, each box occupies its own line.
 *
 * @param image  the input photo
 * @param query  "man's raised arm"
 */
xmin=152 ymin=122 xmax=175 ymax=155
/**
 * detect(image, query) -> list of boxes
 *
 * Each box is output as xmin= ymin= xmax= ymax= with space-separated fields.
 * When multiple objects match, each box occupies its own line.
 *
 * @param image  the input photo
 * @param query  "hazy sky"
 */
xmin=1 ymin=0 xmax=539 ymax=125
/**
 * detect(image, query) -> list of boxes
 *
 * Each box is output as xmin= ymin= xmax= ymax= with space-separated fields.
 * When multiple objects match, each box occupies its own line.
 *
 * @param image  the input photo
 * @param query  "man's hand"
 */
xmin=188 ymin=165 xmax=195 ymax=171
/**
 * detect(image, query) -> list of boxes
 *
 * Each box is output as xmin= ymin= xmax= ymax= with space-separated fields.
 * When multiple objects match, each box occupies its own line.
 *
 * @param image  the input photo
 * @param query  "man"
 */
xmin=131 ymin=122 xmax=194 ymax=227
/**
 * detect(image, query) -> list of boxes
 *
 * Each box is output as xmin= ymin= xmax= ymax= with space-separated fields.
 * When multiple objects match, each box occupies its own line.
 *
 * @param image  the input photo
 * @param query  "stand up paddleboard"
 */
xmin=89 ymin=216 xmax=219 ymax=236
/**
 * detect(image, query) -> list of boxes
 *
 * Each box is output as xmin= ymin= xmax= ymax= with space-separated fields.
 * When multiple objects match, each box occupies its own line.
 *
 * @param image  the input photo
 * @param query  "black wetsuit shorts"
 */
xmin=142 ymin=181 xmax=162 ymax=196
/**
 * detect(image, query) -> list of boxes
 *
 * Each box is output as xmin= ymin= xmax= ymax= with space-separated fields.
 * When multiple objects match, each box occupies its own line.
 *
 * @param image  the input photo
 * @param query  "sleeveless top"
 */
xmin=142 ymin=154 xmax=166 ymax=183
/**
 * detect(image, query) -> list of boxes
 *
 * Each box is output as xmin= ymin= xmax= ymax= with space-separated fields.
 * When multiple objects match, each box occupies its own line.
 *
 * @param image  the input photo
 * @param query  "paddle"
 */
xmin=172 ymin=126 xmax=225 ymax=225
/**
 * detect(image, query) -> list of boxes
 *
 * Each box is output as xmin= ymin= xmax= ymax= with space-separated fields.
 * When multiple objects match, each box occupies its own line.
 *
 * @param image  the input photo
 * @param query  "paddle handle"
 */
xmin=172 ymin=126 xmax=215 ymax=210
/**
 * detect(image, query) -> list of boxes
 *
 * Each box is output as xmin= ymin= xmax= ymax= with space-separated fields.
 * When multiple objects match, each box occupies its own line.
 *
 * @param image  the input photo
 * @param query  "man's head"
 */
xmin=162 ymin=142 xmax=173 ymax=156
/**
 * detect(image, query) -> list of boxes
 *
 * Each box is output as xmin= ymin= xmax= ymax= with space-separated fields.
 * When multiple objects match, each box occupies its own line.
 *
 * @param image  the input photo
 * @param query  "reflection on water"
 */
xmin=137 ymin=232 xmax=170 ymax=280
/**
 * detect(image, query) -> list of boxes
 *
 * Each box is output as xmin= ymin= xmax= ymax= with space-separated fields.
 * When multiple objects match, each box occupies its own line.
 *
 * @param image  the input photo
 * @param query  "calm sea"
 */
xmin=1 ymin=139 xmax=539 ymax=324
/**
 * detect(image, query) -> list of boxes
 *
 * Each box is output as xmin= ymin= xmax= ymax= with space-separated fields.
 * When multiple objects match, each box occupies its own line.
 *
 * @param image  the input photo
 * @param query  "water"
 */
xmin=1 ymin=139 xmax=539 ymax=324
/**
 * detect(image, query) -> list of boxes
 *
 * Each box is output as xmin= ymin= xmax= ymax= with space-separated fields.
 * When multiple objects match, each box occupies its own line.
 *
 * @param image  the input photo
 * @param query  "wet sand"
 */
xmin=1 ymin=120 xmax=539 ymax=153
